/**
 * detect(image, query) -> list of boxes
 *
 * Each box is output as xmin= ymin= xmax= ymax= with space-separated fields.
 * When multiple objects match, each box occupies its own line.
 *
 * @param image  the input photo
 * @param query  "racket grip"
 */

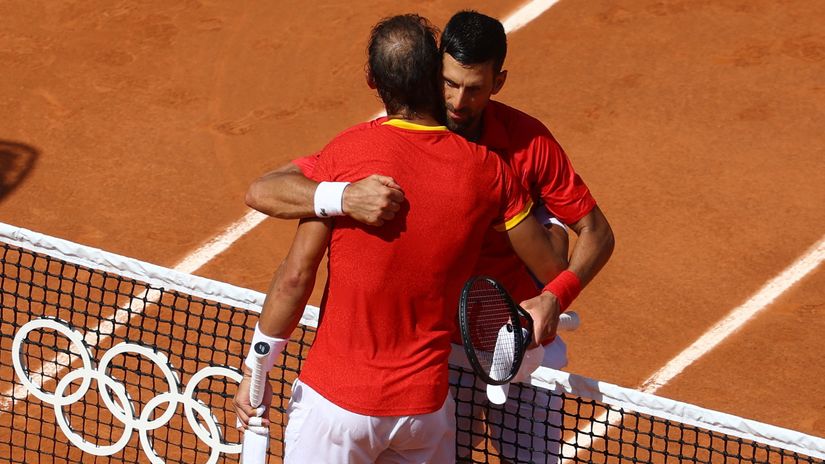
xmin=557 ymin=312 xmax=580 ymax=331
xmin=241 ymin=341 xmax=271 ymax=464
xmin=249 ymin=342 xmax=271 ymax=408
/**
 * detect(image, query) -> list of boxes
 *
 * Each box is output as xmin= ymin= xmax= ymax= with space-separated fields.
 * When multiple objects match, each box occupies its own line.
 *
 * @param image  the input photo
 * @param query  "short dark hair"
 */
xmin=440 ymin=10 xmax=507 ymax=73
xmin=368 ymin=14 xmax=442 ymax=117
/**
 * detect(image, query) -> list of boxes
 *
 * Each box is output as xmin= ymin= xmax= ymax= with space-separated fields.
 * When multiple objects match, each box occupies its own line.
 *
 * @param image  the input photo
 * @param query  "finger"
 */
xmin=237 ymin=401 xmax=260 ymax=421
xmin=532 ymin=320 xmax=546 ymax=346
xmin=386 ymin=187 xmax=405 ymax=202
xmin=236 ymin=408 xmax=251 ymax=425
xmin=524 ymin=308 xmax=548 ymax=345
xmin=383 ymin=200 xmax=402 ymax=212
xmin=249 ymin=416 xmax=265 ymax=428
xmin=374 ymin=175 xmax=403 ymax=191
xmin=248 ymin=425 xmax=270 ymax=436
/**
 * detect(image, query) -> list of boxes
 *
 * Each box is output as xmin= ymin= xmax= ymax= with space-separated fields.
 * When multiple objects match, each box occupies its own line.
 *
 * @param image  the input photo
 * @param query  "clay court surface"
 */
xmin=1 ymin=0 xmax=824 ymax=456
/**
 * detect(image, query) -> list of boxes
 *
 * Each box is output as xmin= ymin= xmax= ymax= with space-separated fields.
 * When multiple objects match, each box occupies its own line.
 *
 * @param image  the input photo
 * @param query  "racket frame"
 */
xmin=458 ymin=276 xmax=534 ymax=385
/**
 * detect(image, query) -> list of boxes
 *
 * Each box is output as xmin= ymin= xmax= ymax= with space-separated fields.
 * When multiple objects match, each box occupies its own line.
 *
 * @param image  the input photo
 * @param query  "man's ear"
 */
xmin=366 ymin=65 xmax=377 ymax=89
xmin=491 ymin=70 xmax=508 ymax=95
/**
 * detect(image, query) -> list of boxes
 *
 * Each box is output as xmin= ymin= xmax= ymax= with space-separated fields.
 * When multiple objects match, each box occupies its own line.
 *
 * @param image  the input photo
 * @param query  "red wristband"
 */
xmin=542 ymin=270 xmax=582 ymax=312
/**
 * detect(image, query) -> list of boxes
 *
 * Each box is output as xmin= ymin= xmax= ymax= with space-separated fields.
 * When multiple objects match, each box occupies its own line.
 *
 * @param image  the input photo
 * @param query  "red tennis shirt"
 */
xmin=472 ymin=101 xmax=597 ymax=305
xmin=298 ymin=119 xmax=531 ymax=416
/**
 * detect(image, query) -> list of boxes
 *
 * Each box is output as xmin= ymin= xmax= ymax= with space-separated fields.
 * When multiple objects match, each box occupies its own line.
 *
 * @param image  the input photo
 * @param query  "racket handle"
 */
xmin=249 ymin=342 xmax=270 ymax=408
xmin=557 ymin=312 xmax=580 ymax=331
xmin=241 ymin=341 xmax=271 ymax=464
xmin=489 ymin=325 xmax=518 ymax=382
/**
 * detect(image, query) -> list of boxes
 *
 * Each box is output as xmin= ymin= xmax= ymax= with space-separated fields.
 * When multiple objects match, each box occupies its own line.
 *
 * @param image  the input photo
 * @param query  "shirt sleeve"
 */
xmin=299 ymin=121 xmax=376 ymax=182
xmin=307 ymin=144 xmax=338 ymax=183
xmin=491 ymin=156 xmax=533 ymax=231
xmin=292 ymin=152 xmax=321 ymax=178
xmin=531 ymin=131 xmax=596 ymax=225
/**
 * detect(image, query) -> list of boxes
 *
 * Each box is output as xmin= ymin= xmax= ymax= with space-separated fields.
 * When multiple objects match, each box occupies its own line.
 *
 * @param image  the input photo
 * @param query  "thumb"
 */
xmin=373 ymin=174 xmax=402 ymax=191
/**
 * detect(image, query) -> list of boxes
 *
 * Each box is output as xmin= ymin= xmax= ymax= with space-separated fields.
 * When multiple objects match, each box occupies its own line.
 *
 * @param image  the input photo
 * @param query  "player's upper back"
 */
xmin=302 ymin=119 xmax=529 ymax=415
xmin=311 ymin=119 xmax=525 ymax=283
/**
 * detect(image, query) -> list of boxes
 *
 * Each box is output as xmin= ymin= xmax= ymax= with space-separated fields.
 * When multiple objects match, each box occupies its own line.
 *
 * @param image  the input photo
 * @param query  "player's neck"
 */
xmin=463 ymin=119 xmax=483 ymax=142
xmin=385 ymin=110 xmax=442 ymax=127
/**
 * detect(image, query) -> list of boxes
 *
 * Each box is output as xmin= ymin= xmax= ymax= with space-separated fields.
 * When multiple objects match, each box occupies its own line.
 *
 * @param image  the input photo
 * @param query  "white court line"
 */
xmin=560 ymin=233 xmax=825 ymax=461
xmin=503 ymin=0 xmax=562 ymax=33
xmin=2 ymin=0 xmax=560 ymax=412
xmin=641 ymin=233 xmax=825 ymax=391
xmin=174 ymin=210 xmax=267 ymax=275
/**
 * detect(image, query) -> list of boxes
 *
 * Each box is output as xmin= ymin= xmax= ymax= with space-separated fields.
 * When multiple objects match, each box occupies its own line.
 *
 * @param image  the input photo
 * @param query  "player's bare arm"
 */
xmin=246 ymin=162 xmax=405 ymax=226
xmin=233 ymin=218 xmax=330 ymax=429
xmin=245 ymin=163 xmax=317 ymax=219
xmin=545 ymin=224 xmax=570 ymax=270
xmin=533 ymin=204 xmax=570 ymax=271
xmin=520 ymin=206 xmax=613 ymax=344
xmin=566 ymin=205 xmax=614 ymax=288
xmin=505 ymin=215 xmax=566 ymax=344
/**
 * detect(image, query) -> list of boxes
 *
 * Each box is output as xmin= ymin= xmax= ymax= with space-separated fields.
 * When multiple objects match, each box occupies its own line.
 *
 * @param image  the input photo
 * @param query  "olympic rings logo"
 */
xmin=11 ymin=317 xmax=244 ymax=463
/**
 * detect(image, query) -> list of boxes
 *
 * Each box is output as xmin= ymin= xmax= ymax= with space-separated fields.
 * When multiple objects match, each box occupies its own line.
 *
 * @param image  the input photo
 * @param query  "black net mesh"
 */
xmin=2 ymin=238 xmax=823 ymax=464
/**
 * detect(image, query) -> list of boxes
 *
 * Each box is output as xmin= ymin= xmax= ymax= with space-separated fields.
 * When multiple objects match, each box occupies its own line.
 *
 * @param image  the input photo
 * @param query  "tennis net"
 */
xmin=1 ymin=222 xmax=824 ymax=463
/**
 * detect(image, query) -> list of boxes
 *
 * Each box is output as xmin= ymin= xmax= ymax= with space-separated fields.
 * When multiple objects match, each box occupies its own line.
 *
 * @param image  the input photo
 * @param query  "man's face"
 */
xmin=441 ymin=53 xmax=505 ymax=137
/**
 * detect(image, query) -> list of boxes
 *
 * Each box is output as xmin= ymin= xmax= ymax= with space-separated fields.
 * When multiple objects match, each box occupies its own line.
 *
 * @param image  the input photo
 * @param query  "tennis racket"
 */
xmin=458 ymin=276 xmax=580 ymax=387
xmin=240 ymin=341 xmax=271 ymax=464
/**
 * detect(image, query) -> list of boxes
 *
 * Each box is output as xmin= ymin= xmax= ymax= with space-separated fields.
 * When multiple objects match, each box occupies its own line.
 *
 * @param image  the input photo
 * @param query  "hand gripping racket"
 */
xmin=240 ymin=341 xmax=271 ymax=463
xmin=458 ymin=276 xmax=580 ymax=403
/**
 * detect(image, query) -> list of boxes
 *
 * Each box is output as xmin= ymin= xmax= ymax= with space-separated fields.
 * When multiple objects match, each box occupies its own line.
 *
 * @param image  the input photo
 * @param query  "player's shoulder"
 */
xmin=465 ymin=137 xmax=511 ymax=175
xmin=323 ymin=119 xmax=391 ymax=152
xmin=489 ymin=100 xmax=553 ymax=138
xmin=332 ymin=118 xmax=385 ymax=141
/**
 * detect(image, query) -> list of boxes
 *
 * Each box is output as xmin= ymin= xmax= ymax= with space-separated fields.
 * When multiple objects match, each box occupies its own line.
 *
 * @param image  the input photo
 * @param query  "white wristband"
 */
xmin=244 ymin=324 xmax=288 ymax=372
xmin=314 ymin=181 xmax=350 ymax=217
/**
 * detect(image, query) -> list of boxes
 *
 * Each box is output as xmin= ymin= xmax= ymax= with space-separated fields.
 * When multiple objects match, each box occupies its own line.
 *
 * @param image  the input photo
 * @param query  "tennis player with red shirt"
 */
xmin=234 ymin=14 xmax=567 ymax=463
xmin=244 ymin=11 xmax=614 ymax=464
xmin=246 ymin=15 xmax=613 ymax=349
xmin=438 ymin=12 xmax=615 ymax=463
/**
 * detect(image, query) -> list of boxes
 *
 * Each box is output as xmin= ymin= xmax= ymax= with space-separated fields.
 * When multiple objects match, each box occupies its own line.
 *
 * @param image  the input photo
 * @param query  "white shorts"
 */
xmin=452 ymin=337 xmax=567 ymax=464
xmin=284 ymin=378 xmax=456 ymax=464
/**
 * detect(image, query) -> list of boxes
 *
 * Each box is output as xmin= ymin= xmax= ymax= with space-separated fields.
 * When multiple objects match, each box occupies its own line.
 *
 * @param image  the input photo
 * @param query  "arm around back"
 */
xmin=245 ymin=161 xmax=406 ymax=226
xmin=245 ymin=163 xmax=318 ymax=219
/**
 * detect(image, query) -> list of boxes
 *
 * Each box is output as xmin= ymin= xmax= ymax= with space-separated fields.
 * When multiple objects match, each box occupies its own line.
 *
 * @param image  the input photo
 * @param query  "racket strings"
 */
xmin=466 ymin=281 xmax=520 ymax=381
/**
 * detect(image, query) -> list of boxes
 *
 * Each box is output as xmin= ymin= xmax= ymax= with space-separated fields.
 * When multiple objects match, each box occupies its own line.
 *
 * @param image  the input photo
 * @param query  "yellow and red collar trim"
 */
xmin=382 ymin=119 xmax=448 ymax=131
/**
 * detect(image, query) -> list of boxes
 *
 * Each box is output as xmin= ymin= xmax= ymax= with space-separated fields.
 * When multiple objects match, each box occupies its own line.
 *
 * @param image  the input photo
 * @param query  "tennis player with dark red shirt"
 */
xmin=234 ymin=14 xmax=565 ymax=464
